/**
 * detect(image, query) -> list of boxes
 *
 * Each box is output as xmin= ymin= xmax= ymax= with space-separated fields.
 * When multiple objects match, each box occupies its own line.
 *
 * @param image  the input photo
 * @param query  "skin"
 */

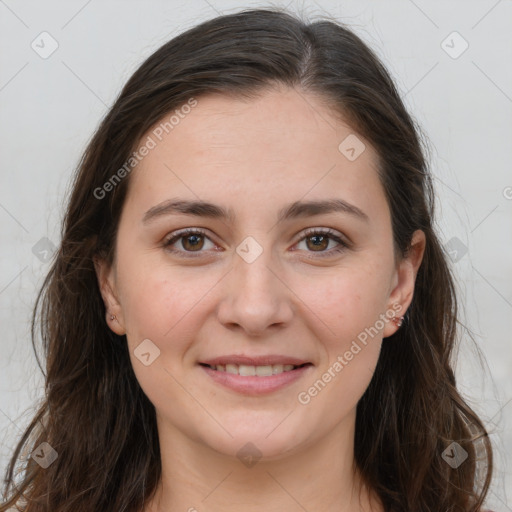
xmin=95 ymin=85 xmax=425 ymax=512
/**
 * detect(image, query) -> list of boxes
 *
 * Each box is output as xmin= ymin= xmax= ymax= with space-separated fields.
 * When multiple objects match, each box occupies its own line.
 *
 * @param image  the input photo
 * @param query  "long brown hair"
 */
xmin=1 ymin=7 xmax=492 ymax=511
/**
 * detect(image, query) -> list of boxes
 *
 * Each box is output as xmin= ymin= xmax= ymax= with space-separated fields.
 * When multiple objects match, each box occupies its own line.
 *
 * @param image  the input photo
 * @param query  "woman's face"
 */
xmin=96 ymin=86 xmax=424 ymax=460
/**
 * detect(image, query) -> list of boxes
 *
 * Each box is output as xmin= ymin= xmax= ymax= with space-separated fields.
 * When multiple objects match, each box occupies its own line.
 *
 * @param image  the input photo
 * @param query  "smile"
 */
xmin=200 ymin=363 xmax=308 ymax=376
xmin=199 ymin=362 xmax=314 ymax=395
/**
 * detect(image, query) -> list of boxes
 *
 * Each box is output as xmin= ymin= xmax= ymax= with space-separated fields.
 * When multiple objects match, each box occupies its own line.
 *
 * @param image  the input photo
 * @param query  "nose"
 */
xmin=216 ymin=246 xmax=294 ymax=337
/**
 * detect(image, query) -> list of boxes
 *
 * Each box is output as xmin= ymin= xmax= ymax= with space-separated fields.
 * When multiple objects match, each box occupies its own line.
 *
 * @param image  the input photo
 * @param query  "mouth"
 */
xmin=198 ymin=362 xmax=312 ymax=376
xmin=197 ymin=359 xmax=314 ymax=395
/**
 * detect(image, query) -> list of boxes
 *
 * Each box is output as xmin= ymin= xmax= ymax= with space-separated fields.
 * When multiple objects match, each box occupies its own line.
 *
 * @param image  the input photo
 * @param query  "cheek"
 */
xmin=302 ymin=264 xmax=390 ymax=393
xmin=307 ymin=263 xmax=392 ymax=342
xmin=297 ymin=273 xmax=386 ymax=418
xmin=117 ymin=249 xmax=204 ymax=341
xmin=118 ymin=266 xmax=207 ymax=418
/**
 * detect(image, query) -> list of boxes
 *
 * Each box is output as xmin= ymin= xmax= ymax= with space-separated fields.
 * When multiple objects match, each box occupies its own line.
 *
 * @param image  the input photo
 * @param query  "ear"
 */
xmin=93 ymin=255 xmax=126 ymax=336
xmin=383 ymin=230 xmax=426 ymax=338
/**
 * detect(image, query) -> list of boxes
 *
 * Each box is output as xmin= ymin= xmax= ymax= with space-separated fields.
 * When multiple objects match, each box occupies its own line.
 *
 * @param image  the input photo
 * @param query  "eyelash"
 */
xmin=162 ymin=227 xmax=349 ymax=259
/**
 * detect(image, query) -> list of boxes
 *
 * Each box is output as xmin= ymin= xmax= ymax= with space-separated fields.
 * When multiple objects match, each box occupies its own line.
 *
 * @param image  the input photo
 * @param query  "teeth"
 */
xmin=225 ymin=364 xmax=238 ymax=374
xmin=256 ymin=365 xmax=273 ymax=376
xmin=210 ymin=363 xmax=300 ymax=376
xmin=272 ymin=364 xmax=284 ymax=374
xmin=239 ymin=364 xmax=256 ymax=376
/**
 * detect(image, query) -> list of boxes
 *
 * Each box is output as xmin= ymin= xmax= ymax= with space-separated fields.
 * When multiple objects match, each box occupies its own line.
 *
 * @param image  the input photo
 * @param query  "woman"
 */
xmin=0 ymin=7 xmax=493 ymax=512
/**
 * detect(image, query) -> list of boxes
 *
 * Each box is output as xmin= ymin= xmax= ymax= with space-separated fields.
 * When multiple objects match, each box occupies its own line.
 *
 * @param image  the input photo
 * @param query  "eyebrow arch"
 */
xmin=142 ymin=198 xmax=369 ymax=225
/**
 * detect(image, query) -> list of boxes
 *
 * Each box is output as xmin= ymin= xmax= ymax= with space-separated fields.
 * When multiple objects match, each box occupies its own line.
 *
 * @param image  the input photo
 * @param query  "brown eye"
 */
xmin=163 ymin=228 xmax=215 ymax=256
xmin=305 ymin=234 xmax=330 ymax=251
xmin=295 ymin=228 xmax=349 ymax=257
xmin=181 ymin=233 xmax=205 ymax=251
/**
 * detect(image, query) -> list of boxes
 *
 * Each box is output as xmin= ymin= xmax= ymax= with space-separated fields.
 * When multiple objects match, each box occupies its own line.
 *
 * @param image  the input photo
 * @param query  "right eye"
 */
xmin=162 ymin=228 xmax=218 ymax=257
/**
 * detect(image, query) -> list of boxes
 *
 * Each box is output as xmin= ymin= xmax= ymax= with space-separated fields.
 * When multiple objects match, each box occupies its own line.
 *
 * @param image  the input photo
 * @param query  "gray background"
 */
xmin=1 ymin=0 xmax=511 ymax=508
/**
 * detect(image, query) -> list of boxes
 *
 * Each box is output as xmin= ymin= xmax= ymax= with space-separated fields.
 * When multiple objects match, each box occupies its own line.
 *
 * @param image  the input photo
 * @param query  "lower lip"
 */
xmin=199 ymin=364 xmax=313 ymax=395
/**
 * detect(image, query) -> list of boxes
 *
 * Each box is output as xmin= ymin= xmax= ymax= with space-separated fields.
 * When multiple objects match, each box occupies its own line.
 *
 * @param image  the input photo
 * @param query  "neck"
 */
xmin=145 ymin=409 xmax=382 ymax=512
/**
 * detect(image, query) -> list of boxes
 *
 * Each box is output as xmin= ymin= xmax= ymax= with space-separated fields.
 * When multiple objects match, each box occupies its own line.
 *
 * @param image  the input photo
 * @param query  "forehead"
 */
xmin=124 ymin=87 xmax=387 ymax=224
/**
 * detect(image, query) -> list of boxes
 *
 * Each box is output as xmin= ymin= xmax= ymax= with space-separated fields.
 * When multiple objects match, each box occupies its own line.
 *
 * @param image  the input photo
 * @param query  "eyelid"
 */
xmin=163 ymin=227 xmax=210 ymax=241
xmin=299 ymin=226 xmax=348 ymax=244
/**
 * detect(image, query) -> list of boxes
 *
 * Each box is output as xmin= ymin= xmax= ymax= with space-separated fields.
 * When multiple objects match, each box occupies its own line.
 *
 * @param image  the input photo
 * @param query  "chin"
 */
xmin=198 ymin=418 xmax=309 ymax=462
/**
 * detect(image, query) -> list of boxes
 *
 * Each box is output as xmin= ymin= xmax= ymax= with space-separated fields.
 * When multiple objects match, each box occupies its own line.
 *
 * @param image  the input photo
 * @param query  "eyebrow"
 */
xmin=142 ymin=198 xmax=369 ymax=225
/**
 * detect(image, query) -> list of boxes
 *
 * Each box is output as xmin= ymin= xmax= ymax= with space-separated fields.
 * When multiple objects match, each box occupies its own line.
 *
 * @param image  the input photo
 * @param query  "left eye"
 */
xmin=295 ymin=228 xmax=348 ymax=255
xmin=162 ymin=228 xmax=348 ymax=257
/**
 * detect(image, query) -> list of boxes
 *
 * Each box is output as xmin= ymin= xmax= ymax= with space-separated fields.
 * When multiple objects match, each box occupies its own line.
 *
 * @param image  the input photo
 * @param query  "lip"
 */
xmin=199 ymin=354 xmax=310 ymax=366
xmin=199 ymin=362 xmax=314 ymax=396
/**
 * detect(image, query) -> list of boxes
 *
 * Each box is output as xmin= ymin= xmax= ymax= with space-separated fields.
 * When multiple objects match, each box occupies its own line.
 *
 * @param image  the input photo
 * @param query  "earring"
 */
xmin=393 ymin=315 xmax=404 ymax=328
xmin=109 ymin=314 xmax=117 ymax=321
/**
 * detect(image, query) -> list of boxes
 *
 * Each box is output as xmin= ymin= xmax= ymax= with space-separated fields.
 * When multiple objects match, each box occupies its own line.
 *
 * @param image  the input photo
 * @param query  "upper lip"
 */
xmin=199 ymin=355 xmax=311 ymax=366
